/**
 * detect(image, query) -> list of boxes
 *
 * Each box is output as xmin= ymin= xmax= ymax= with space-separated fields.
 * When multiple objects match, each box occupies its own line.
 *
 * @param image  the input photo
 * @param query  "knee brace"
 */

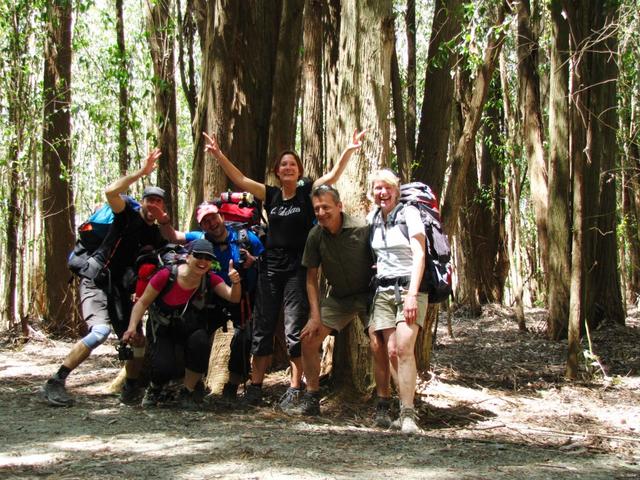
xmin=81 ymin=324 xmax=111 ymax=350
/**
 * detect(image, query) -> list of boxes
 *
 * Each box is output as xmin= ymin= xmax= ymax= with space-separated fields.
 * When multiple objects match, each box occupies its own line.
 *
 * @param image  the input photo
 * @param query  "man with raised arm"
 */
xmin=41 ymin=149 xmax=168 ymax=406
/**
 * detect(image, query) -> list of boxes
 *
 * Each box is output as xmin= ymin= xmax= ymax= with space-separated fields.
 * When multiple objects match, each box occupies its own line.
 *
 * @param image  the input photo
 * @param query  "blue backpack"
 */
xmin=67 ymin=196 xmax=140 ymax=275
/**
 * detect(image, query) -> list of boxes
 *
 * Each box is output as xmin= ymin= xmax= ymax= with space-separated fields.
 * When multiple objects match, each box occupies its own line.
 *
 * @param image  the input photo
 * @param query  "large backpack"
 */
xmin=214 ymin=191 xmax=266 ymax=242
xmin=371 ymin=182 xmax=453 ymax=303
xmin=67 ymin=196 xmax=140 ymax=275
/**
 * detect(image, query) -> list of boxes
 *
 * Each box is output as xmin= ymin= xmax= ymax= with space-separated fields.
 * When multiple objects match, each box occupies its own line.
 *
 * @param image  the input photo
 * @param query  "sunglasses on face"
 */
xmin=192 ymin=252 xmax=214 ymax=261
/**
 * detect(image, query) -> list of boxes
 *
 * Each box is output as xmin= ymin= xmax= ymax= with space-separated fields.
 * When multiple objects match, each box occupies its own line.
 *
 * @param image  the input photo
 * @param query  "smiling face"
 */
xmin=188 ymin=251 xmax=214 ymax=275
xmin=276 ymin=154 xmax=301 ymax=183
xmin=372 ymin=180 xmax=399 ymax=214
xmin=199 ymin=212 xmax=226 ymax=240
xmin=140 ymin=195 xmax=165 ymax=223
xmin=312 ymin=192 xmax=343 ymax=234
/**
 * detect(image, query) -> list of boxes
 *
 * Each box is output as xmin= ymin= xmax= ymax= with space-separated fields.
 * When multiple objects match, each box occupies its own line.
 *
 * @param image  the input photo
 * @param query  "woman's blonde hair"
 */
xmin=367 ymin=169 xmax=400 ymax=201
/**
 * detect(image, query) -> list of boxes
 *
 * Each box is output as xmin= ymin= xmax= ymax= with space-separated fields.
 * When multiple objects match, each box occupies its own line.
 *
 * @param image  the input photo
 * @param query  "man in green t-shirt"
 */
xmin=285 ymin=185 xmax=389 ymax=424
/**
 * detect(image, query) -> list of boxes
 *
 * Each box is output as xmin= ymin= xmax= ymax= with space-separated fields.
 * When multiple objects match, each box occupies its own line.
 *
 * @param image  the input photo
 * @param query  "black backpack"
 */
xmin=371 ymin=182 xmax=453 ymax=303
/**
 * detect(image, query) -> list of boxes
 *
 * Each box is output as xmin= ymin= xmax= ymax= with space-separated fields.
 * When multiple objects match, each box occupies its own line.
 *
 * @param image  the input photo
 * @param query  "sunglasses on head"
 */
xmin=192 ymin=252 xmax=214 ymax=261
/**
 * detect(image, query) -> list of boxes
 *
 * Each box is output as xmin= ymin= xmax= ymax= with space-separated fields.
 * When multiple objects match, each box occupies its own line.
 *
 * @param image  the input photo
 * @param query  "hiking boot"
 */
xmin=374 ymin=397 xmax=392 ymax=428
xmin=178 ymin=387 xmax=201 ymax=410
xmin=222 ymin=382 xmax=239 ymax=401
xmin=398 ymin=407 xmax=422 ymax=434
xmin=278 ymin=386 xmax=304 ymax=412
xmin=142 ymin=384 xmax=164 ymax=408
xmin=120 ymin=380 xmax=143 ymax=405
xmin=42 ymin=378 xmax=74 ymax=407
xmin=288 ymin=391 xmax=320 ymax=416
xmin=193 ymin=380 xmax=207 ymax=403
xmin=240 ymin=384 xmax=263 ymax=407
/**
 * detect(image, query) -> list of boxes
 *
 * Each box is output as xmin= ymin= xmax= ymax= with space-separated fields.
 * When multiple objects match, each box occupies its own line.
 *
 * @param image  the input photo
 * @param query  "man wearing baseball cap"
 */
xmin=41 ymin=148 xmax=168 ymax=407
xmin=152 ymin=200 xmax=264 ymax=404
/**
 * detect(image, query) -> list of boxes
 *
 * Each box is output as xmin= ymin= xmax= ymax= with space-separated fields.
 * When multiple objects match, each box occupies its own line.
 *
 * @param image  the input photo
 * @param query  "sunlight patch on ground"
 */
xmin=0 ymin=451 xmax=64 ymax=468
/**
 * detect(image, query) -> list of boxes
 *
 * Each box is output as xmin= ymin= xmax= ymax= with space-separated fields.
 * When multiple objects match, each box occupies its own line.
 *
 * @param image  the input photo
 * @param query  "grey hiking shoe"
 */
xmin=120 ymin=380 xmax=143 ymax=405
xmin=288 ymin=391 xmax=320 ymax=416
xmin=278 ymin=386 xmax=304 ymax=412
xmin=240 ymin=384 xmax=263 ymax=407
xmin=394 ymin=407 xmax=422 ymax=434
xmin=42 ymin=378 xmax=74 ymax=407
xmin=374 ymin=398 xmax=392 ymax=428
xmin=178 ymin=388 xmax=201 ymax=411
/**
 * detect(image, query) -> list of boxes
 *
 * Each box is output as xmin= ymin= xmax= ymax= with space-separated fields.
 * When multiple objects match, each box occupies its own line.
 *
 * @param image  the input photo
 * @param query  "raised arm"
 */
xmin=203 ymin=132 xmax=266 ymax=201
xmin=105 ymin=148 xmax=161 ymax=213
xmin=313 ymin=128 xmax=367 ymax=189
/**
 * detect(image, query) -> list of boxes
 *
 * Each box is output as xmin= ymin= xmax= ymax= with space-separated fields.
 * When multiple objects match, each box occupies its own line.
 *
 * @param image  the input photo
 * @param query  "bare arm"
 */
xmin=105 ymin=148 xmax=161 ymax=213
xmin=203 ymin=132 xmax=266 ymax=201
xmin=314 ymin=128 xmax=367 ymax=188
xmin=301 ymin=267 xmax=322 ymax=340
xmin=123 ymin=283 xmax=161 ymax=343
xmin=213 ymin=260 xmax=242 ymax=303
xmin=403 ymin=232 xmax=425 ymax=325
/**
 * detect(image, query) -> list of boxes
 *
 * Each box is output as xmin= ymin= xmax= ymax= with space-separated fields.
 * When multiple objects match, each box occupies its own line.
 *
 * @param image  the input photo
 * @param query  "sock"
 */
xmin=54 ymin=365 xmax=72 ymax=382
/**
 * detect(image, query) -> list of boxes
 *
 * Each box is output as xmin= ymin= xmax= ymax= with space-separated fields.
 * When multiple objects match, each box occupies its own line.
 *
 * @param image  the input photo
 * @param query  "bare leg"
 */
xmin=394 ymin=322 xmax=420 ymax=408
xmin=369 ymin=328 xmax=392 ymax=398
xmin=61 ymin=341 xmax=92 ymax=371
xmin=183 ymin=369 xmax=203 ymax=391
xmin=289 ymin=356 xmax=304 ymax=389
xmin=250 ymin=355 xmax=272 ymax=385
xmin=301 ymin=326 xmax=331 ymax=392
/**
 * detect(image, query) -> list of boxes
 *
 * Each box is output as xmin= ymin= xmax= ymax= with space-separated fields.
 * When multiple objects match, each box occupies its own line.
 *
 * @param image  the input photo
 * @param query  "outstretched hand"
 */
xmin=347 ymin=128 xmax=368 ymax=151
xmin=146 ymin=203 xmax=167 ymax=223
xmin=141 ymin=148 xmax=161 ymax=176
xmin=203 ymin=132 xmax=221 ymax=158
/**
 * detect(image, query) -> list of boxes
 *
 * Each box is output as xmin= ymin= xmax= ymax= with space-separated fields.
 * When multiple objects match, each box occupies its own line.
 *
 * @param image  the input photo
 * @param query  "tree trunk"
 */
xmin=42 ymin=0 xmax=76 ymax=335
xmin=147 ymin=0 xmax=179 ymax=225
xmin=176 ymin=0 xmax=199 ymax=136
xmin=414 ymin=0 xmax=462 ymax=194
xmin=516 ymin=0 xmax=549 ymax=280
xmin=546 ymin=0 xmax=571 ymax=340
xmin=325 ymin=0 xmax=394 ymax=393
xmin=391 ymin=35 xmax=410 ymax=183
xmin=115 ymin=0 xmax=129 ymax=176
xmin=404 ymin=0 xmax=416 ymax=163
xmin=441 ymin=5 xmax=507 ymax=236
xmin=266 ymin=0 xmax=304 ymax=167
xmin=301 ymin=0 xmax=324 ymax=179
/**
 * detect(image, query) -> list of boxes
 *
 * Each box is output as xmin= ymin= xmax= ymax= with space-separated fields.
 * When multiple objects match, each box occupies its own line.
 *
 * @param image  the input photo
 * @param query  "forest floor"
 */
xmin=0 ymin=305 xmax=639 ymax=480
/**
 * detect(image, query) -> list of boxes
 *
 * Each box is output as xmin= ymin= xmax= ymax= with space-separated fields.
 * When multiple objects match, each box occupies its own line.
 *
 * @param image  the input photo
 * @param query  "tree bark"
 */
xmin=516 ymin=0 xmax=549 ymax=278
xmin=414 ymin=0 xmax=463 ymax=194
xmin=301 ymin=0 xmax=324 ymax=179
xmin=115 ymin=0 xmax=129 ymax=176
xmin=546 ymin=0 xmax=571 ymax=340
xmin=176 ymin=0 xmax=199 ymax=136
xmin=147 ymin=0 xmax=179 ymax=225
xmin=42 ymin=0 xmax=76 ymax=335
xmin=391 ymin=34 xmax=410 ymax=183
xmin=404 ymin=0 xmax=416 ymax=163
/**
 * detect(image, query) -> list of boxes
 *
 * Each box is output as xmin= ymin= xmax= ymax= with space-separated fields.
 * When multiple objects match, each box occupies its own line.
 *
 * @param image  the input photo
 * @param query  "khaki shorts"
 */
xmin=367 ymin=288 xmax=429 ymax=332
xmin=321 ymin=293 xmax=370 ymax=332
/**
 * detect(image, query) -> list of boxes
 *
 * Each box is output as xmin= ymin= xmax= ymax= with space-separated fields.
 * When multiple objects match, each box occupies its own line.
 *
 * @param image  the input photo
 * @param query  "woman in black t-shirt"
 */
xmin=204 ymin=129 xmax=366 ymax=409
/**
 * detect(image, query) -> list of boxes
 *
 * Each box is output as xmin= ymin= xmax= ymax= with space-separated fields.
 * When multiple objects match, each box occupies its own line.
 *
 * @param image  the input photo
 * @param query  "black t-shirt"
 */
xmin=92 ymin=201 xmax=166 ymax=280
xmin=264 ymin=179 xmax=314 ymax=251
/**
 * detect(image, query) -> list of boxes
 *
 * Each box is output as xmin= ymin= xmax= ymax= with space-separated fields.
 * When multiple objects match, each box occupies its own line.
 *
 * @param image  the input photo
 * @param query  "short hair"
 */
xmin=272 ymin=149 xmax=304 ymax=181
xmin=312 ymin=184 xmax=341 ymax=204
xmin=367 ymin=169 xmax=400 ymax=201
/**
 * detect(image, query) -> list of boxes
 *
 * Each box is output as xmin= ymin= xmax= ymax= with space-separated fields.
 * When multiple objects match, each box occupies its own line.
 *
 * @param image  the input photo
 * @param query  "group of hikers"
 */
xmin=41 ymin=128 xmax=429 ymax=434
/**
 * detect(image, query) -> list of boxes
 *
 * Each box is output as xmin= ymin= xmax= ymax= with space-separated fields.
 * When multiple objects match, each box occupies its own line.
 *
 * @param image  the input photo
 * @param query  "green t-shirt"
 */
xmin=302 ymin=213 xmax=373 ymax=298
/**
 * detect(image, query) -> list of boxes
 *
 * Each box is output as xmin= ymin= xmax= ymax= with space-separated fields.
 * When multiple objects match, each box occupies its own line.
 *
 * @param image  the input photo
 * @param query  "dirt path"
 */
xmin=1 ymin=307 xmax=639 ymax=479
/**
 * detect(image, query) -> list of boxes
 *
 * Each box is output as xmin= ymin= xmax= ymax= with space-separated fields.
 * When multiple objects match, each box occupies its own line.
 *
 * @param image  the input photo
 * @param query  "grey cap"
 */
xmin=189 ymin=238 xmax=215 ymax=259
xmin=142 ymin=186 xmax=165 ymax=200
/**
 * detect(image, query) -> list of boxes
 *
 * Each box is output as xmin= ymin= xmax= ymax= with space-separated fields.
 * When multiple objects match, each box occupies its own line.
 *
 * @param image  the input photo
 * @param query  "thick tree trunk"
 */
xmin=414 ymin=0 xmax=462 ymax=194
xmin=391 ymin=36 xmax=410 ymax=183
xmin=266 ymin=0 xmax=304 ymax=171
xmin=116 ymin=0 xmax=129 ymax=176
xmin=516 ymin=0 xmax=549 ymax=278
xmin=301 ymin=0 xmax=324 ymax=179
xmin=325 ymin=0 xmax=394 ymax=393
xmin=42 ymin=0 xmax=76 ymax=335
xmin=176 ymin=0 xmax=199 ymax=135
xmin=546 ymin=0 xmax=571 ymax=340
xmin=404 ymin=0 xmax=416 ymax=164
xmin=441 ymin=5 xmax=507 ymax=236
xmin=147 ymin=0 xmax=179 ymax=225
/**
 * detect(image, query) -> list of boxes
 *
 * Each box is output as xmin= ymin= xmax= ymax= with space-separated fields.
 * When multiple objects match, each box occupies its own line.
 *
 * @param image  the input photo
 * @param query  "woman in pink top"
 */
xmin=123 ymin=239 xmax=241 ymax=408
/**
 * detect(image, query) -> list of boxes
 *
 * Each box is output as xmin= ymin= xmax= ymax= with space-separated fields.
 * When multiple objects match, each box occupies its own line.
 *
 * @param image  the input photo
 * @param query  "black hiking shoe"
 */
xmin=278 ymin=386 xmax=304 ymax=412
xmin=222 ymin=382 xmax=239 ymax=401
xmin=193 ymin=380 xmax=207 ymax=404
xmin=288 ymin=391 xmax=320 ymax=416
xmin=119 ymin=380 xmax=143 ymax=405
xmin=374 ymin=397 xmax=392 ymax=428
xmin=142 ymin=384 xmax=164 ymax=408
xmin=42 ymin=378 xmax=74 ymax=407
xmin=178 ymin=387 xmax=201 ymax=411
xmin=240 ymin=384 xmax=263 ymax=407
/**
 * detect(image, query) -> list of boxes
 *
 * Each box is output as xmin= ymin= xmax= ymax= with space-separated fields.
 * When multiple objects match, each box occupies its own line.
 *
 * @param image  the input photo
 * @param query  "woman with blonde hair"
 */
xmin=367 ymin=169 xmax=427 ymax=433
